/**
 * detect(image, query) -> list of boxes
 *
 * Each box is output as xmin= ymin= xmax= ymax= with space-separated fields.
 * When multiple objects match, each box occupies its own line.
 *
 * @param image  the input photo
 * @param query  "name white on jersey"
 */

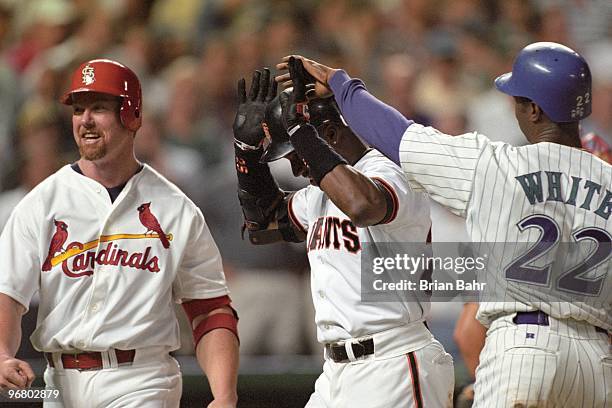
xmin=399 ymin=123 xmax=611 ymax=330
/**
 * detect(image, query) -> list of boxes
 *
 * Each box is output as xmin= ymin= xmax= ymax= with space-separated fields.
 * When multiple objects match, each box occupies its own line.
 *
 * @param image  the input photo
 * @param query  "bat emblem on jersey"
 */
xmin=137 ymin=202 xmax=171 ymax=249
xmin=42 ymin=220 xmax=69 ymax=271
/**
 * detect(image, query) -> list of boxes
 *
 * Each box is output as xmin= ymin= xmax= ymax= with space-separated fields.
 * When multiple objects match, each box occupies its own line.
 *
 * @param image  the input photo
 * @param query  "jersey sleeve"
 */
xmin=173 ymin=206 xmax=229 ymax=303
xmin=287 ymin=188 xmax=309 ymax=234
xmin=399 ymin=123 xmax=489 ymax=217
xmin=360 ymin=151 xmax=430 ymax=232
xmin=0 ymin=194 xmax=42 ymax=312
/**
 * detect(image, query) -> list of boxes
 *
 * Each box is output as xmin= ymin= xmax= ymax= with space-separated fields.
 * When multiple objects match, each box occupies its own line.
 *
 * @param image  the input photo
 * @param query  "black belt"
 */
xmin=514 ymin=311 xmax=607 ymax=334
xmin=325 ymin=338 xmax=374 ymax=363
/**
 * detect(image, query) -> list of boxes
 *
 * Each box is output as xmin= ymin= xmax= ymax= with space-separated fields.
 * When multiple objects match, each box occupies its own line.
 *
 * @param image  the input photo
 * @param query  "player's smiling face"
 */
xmin=71 ymin=92 xmax=130 ymax=162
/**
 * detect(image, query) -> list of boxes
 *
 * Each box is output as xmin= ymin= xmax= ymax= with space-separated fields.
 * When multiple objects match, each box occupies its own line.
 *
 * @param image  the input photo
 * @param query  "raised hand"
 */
xmin=233 ymin=68 xmax=278 ymax=150
xmin=279 ymin=57 xmax=310 ymax=131
xmin=276 ymin=55 xmax=338 ymax=98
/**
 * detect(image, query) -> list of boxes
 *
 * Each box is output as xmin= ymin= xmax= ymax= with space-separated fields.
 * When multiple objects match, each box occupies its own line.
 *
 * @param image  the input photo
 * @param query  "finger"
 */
xmin=275 ymin=72 xmax=290 ymax=83
xmin=17 ymin=362 xmax=35 ymax=387
xmin=267 ymin=78 xmax=278 ymax=102
xmin=305 ymin=84 xmax=316 ymax=100
xmin=281 ymin=80 xmax=293 ymax=89
xmin=248 ymin=70 xmax=261 ymax=101
xmin=5 ymin=369 xmax=27 ymax=388
xmin=258 ymin=68 xmax=270 ymax=102
xmin=280 ymin=55 xmax=303 ymax=63
xmin=289 ymin=57 xmax=306 ymax=102
xmin=236 ymin=78 xmax=246 ymax=104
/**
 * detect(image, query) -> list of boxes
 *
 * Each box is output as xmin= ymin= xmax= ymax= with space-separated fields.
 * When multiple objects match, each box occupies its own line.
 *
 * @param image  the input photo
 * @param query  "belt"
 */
xmin=514 ymin=311 xmax=607 ymax=334
xmin=45 ymin=349 xmax=136 ymax=371
xmin=325 ymin=338 xmax=374 ymax=363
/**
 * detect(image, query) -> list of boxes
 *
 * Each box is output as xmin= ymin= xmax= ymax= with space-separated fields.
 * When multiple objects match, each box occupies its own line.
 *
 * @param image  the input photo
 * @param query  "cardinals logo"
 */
xmin=82 ymin=64 xmax=95 ymax=85
xmin=137 ymin=202 xmax=171 ymax=249
xmin=42 ymin=206 xmax=172 ymax=276
xmin=42 ymin=220 xmax=69 ymax=271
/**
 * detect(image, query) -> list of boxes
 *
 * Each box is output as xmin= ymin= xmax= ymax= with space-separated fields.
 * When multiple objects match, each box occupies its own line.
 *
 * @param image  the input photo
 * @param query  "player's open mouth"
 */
xmin=82 ymin=133 xmax=101 ymax=143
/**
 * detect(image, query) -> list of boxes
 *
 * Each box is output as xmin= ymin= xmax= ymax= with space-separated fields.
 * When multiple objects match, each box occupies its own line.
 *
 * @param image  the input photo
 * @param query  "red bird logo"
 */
xmin=137 ymin=202 xmax=170 ymax=249
xmin=42 ymin=220 xmax=69 ymax=271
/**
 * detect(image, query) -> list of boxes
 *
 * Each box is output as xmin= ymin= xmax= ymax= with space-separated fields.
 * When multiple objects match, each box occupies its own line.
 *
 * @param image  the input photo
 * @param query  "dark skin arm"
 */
xmin=280 ymin=57 xmax=392 ymax=227
xmin=319 ymin=165 xmax=390 ymax=227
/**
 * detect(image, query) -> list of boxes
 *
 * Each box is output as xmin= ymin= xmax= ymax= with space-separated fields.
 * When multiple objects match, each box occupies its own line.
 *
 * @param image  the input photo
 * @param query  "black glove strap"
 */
xmin=289 ymin=124 xmax=347 ymax=185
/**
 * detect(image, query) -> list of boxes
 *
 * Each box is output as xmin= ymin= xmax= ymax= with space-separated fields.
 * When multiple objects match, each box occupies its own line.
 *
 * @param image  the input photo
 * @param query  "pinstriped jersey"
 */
xmin=399 ymin=123 xmax=611 ymax=330
xmin=288 ymin=149 xmax=431 ymax=343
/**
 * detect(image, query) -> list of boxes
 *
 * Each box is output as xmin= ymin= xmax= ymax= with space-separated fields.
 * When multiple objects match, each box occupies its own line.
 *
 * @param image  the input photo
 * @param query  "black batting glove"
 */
xmin=279 ymin=57 xmax=310 ymax=132
xmin=233 ymin=68 xmax=278 ymax=151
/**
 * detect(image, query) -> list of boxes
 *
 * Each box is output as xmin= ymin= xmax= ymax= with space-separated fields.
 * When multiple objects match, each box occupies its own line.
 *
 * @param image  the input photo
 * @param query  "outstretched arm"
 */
xmin=329 ymin=70 xmax=412 ymax=164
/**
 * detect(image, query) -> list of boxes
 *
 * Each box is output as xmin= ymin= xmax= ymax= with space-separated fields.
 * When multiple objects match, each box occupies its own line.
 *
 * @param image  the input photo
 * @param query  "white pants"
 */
xmin=306 ymin=323 xmax=455 ymax=408
xmin=473 ymin=314 xmax=612 ymax=408
xmin=43 ymin=347 xmax=182 ymax=408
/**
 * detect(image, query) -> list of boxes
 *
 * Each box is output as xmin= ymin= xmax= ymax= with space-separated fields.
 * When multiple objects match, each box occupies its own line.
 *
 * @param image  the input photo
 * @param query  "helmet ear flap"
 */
xmin=119 ymin=96 xmax=142 ymax=132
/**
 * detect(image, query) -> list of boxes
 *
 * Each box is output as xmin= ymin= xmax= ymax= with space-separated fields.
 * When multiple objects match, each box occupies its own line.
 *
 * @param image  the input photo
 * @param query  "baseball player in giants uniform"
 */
xmin=284 ymin=42 xmax=611 ymax=407
xmin=0 ymin=59 xmax=239 ymax=407
xmin=233 ymin=64 xmax=453 ymax=407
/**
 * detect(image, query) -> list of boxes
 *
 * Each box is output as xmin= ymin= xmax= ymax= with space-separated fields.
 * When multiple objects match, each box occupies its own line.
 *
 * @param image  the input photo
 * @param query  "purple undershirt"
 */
xmin=329 ymin=70 xmax=414 ymax=165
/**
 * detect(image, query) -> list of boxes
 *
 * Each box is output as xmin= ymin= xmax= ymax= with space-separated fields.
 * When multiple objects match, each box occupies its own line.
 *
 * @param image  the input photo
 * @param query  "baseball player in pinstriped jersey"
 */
xmin=280 ymin=42 xmax=611 ymax=407
xmin=234 ymin=63 xmax=454 ymax=407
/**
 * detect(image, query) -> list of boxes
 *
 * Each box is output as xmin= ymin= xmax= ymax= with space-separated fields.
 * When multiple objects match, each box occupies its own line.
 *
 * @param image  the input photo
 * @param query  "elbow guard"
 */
xmin=182 ymin=296 xmax=239 ymax=346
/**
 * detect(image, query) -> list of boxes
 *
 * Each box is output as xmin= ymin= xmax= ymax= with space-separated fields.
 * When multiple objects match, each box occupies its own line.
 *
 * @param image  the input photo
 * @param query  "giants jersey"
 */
xmin=0 ymin=164 xmax=228 ymax=352
xmin=288 ymin=149 xmax=431 ymax=343
xmin=399 ymin=123 xmax=611 ymax=330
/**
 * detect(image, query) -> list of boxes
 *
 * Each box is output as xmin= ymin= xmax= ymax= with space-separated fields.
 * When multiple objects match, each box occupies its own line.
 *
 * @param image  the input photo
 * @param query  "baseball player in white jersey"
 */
xmin=283 ymin=42 xmax=611 ymax=407
xmin=0 ymin=59 xmax=239 ymax=407
xmin=233 ymin=64 xmax=453 ymax=407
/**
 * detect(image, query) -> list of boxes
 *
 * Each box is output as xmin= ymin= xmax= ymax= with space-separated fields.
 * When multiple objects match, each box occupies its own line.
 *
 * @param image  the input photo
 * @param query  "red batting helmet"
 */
xmin=61 ymin=59 xmax=142 ymax=131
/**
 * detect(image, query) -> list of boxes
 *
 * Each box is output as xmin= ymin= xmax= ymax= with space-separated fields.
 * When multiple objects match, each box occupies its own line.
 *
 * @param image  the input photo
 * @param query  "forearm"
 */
xmin=329 ymin=70 xmax=413 ymax=165
xmin=319 ymin=165 xmax=387 ymax=226
xmin=454 ymin=303 xmax=486 ymax=379
xmin=196 ymin=325 xmax=239 ymax=404
xmin=0 ymin=294 xmax=23 ymax=359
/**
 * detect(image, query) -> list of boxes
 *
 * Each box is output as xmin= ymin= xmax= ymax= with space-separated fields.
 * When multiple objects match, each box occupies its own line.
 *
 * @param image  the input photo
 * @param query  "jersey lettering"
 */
xmin=308 ymin=216 xmax=362 ymax=253
xmin=516 ymin=171 xmax=612 ymax=220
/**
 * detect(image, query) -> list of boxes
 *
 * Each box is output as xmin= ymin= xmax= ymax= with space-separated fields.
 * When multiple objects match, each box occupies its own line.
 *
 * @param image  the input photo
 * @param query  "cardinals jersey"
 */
xmin=0 ymin=164 xmax=228 ymax=352
xmin=399 ymin=123 xmax=612 ymax=331
xmin=288 ymin=149 xmax=431 ymax=343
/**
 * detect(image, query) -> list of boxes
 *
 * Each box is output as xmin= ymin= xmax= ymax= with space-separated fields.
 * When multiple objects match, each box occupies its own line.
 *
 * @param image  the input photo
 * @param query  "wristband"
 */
xmin=289 ymin=124 xmax=347 ymax=185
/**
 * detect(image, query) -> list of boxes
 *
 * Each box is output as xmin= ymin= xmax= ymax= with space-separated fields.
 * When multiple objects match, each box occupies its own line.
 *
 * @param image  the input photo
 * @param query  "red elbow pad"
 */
xmin=182 ymin=296 xmax=239 ymax=346
xmin=193 ymin=312 xmax=239 ymax=346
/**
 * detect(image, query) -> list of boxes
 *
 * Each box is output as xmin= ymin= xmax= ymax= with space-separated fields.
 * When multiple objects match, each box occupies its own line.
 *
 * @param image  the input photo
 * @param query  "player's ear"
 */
xmin=528 ymin=101 xmax=544 ymax=123
xmin=322 ymin=124 xmax=339 ymax=146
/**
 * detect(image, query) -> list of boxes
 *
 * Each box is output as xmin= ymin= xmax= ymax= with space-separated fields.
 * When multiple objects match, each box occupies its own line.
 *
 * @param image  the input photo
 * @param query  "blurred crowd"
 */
xmin=0 ymin=0 xmax=610 ymax=357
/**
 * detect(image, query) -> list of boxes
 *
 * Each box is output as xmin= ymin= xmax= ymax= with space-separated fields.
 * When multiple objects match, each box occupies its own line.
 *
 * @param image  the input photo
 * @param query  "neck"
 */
xmin=531 ymin=123 xmax=582 ymax=148
xmin=77 ymin=154 xmax=141 ymax=188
